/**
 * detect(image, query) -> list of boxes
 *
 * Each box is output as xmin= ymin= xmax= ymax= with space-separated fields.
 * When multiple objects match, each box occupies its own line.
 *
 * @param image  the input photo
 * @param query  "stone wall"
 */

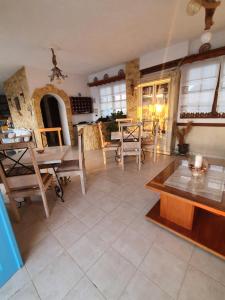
xmin=32 ymin=84 xmax=74 ymax=146
xmin=125 ymin=59 xmax=140 ymax=121
xmin=3 ymin=67 xmax=75 ymax=147
xmin=3 ymin=67 xmax=38 ymax=130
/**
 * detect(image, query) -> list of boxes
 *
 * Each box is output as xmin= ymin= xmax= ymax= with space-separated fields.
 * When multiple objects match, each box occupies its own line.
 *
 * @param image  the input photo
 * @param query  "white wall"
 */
xmin=88 ymin=64 xmax=126 ymax=121
xmin=140 ymin=41 xmax=189 ymax=70
xmin=26 ymin=66 xmax=89 ymax=97
xmin=26 ymin=66 xmax=94 ymax=124
xmin=189 ymin=28 xmax=225 ymax=54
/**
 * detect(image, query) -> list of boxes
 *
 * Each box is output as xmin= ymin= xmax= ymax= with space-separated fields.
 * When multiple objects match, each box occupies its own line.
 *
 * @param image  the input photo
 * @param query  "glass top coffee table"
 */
xmin=145 ymin=157 xmax=225 ymax=259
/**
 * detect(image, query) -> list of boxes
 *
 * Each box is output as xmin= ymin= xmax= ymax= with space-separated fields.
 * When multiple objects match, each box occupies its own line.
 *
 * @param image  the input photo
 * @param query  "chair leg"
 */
xmin=103 ymin=150 xmax=106 ymax=165
xmin=40 ymin=191 xmax=50 ymax=218
xmin=8 ymin=196 xmax=20 ymax=222
xmin=121 ymin=154 xmax=124 ymax=171
xmin=138 ymin=153 xmax=141 ymax=171
xmin=80 ymin=172 xmax=86 ymax=195
xmin=153 ymin=146 xmax=157 ymax=162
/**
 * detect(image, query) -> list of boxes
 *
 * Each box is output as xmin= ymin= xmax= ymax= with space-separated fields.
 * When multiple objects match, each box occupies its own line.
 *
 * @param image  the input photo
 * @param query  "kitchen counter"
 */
xmin=75 ymin=123 xmax=101 ymax=151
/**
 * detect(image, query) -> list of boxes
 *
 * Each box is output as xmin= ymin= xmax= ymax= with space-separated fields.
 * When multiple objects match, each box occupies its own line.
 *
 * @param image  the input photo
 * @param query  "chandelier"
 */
xmin=49 ymin=48 xmax=68 ymax=83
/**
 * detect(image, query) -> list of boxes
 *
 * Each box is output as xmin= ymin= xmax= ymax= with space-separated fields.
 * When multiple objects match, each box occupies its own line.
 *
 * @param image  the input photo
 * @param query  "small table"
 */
xmin=145 ymin=157 xmax=225 ymax=259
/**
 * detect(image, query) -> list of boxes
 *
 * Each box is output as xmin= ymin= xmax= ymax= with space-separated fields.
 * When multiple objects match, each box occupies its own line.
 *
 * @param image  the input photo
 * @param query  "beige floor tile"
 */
xmin=33 ymin=252 xmax=83 ymax=300
xmin=63 ymin=277 xmax=105 ymax=300
xmin=63 ymin=197 xmax=91 ymax=216
xmin=87 ymin=193 xmax=121 ymax=213
xmin=45 ymin=205 xmax=74 ymax=231
xmin=155 ymin=229 xmax=194 ymax=263
xmin=15 ymin=221 xmax=50 ymax=254
xmin=53 ymin=217 xmax=88 ymax=249
xmin=129 ymin=216 xmax=160 ymax=243
xmin=9 ymin=282 xmax=40 ymax=300
xmin=120 ymin=271 xmax=172 ymax=300
xmin=87 ymin=248 xmax=136 ymax=300
xmin=110 ymin=202 xmax=139 ymax=225
xmin=25 ymin=235 xmax=63 ymax=278
xmin=68 ymin=232 xmax=108 ymax=272
xmin=90 ymin=215 xmax=126 ymax=243
xmin=74 ymin=205 xmax=106 ymax=228
xmin=0 ymin=267 xmax=30 ymax=300
xmin=112 ymin=227 xmax=153 ymax=267
xmin=178 ymin=266 xmax=225 ymax=300
xmin=139 ymin=244 xmax=187 ymax=298
xmin=190 ymin=247 xmax=225 ymax=286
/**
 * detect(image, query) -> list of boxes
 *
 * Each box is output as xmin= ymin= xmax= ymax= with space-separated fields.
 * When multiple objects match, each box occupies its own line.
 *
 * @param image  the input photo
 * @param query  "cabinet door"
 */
xmin=0 ymin=192 xmax=23 ymax=288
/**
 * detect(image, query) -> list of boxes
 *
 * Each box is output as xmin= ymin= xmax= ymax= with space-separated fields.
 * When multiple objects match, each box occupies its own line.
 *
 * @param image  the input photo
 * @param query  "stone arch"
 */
xmin=32 ymin=84 xmax=74 ymax=147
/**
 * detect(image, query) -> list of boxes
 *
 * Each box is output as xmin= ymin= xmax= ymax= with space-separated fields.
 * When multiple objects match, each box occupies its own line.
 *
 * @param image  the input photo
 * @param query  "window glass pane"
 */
xmin=99 ymin=81 xmax=126 ymax=116
xmin=179 ymin=59 xmax=220 ymax=117
xmin=217 ymin=60 xmax=225 ymax=113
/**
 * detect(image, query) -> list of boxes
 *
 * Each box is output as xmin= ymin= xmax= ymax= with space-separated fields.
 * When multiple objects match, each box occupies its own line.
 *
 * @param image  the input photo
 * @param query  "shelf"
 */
xmin=70 ymin=97 xmax=93 ymax=115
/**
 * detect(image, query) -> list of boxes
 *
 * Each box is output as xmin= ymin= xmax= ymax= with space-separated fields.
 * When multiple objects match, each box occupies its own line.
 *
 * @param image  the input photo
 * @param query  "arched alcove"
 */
xmin=32 ymin=84 xmax=74 ymax=147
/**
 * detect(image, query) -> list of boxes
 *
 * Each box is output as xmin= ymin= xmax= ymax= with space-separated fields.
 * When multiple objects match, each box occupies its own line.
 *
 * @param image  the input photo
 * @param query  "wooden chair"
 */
xmin=98 ymin=122 xmax=120 ymax=165
xmin=116 ymin=118 xmax=133 ymax=132
xmin=120 ymin=123 xmax=142 ymax=171
xmin=0 ymin=142 xmax=53 ymax=221
xmin=141 ymin=120 xmax=159 ymax=162
xmin=56 ymin=129 xmax=86 ymax=194
xmin=38 ymin=127 xmax=62 ymax=147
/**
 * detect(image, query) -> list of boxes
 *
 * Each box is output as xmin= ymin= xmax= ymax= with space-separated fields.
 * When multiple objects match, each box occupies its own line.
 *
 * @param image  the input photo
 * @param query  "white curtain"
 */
xmin=179 ymin=58 xmax=221 ymax=114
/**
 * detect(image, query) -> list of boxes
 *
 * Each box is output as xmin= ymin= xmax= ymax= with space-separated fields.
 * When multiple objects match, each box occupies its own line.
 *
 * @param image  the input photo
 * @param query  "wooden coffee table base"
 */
xmin=146 ymin=201 xmax=225 ymax=260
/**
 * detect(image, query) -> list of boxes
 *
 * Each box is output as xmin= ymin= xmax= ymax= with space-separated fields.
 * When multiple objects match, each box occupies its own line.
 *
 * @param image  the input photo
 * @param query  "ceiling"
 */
xmin=0 ymin=0 xmax=225 ymax=91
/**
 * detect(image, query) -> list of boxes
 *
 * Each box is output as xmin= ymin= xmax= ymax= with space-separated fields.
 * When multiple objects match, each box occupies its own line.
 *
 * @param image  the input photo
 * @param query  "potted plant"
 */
xmin=176 ymin=122 xmax=192 ymax=155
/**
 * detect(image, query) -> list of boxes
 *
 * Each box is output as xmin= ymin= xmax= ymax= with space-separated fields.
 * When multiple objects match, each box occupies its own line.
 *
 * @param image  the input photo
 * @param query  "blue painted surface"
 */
xmin=0 ymin=192 xmax=23 ymax=288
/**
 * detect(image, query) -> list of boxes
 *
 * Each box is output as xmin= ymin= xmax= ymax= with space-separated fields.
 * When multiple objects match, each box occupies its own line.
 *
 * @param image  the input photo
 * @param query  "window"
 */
xmin=218 ymin=59 xmax=225 ymax=113
xmin=99 ymin=82 xmax=126 ymax=117
xmin=179 ymin=58 xmax=221 ymax=116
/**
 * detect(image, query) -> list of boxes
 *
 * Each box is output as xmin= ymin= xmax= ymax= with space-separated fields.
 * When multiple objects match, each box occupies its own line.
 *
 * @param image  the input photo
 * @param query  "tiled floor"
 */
xmin=1 ymin=150 xmax=225 ymax=300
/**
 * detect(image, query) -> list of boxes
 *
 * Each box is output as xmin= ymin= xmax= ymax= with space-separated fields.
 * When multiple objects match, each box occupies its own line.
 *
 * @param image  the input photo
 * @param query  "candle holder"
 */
xmin=188 ymin=156 xmax=208 ymax=177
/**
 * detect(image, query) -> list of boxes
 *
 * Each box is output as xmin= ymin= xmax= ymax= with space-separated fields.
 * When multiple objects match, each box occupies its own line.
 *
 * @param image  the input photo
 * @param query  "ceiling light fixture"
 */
xmin=49 ymin=48 xmax=68 ymax=84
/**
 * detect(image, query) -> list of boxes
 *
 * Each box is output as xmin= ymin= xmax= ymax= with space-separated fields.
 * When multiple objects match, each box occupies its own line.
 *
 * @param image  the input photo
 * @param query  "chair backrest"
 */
xmin=0 ymin=142 xmax=44 ymax=192
xmin=78 ymin=129 xmax=85 ymax=170
xmin=121 ymin=123 xmax=141 ymax=152
xmin=38 ymin=127 xmax=62 ymax=148
xmin=142 ymin=120 xmax=159 ymax=145
xmin=116 ymin=118 xmax=133 ymax=132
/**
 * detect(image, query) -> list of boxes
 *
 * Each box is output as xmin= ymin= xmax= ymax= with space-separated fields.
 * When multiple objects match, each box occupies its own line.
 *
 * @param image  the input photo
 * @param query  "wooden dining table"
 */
xmin=2 ymin=145 xmax=79 ymax=200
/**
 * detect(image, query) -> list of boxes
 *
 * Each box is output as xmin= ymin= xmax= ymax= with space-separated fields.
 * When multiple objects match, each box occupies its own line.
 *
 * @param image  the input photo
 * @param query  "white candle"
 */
xmin=194 ymin=154 xmax=203 ymax=169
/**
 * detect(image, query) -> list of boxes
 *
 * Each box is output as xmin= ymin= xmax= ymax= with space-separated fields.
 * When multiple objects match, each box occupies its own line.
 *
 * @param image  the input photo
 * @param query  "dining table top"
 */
xmin=3 ymin=145 xmax=79 ymax=167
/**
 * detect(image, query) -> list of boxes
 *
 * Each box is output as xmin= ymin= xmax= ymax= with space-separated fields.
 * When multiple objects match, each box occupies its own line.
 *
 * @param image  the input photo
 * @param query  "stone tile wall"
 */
xmin=125 ymin=59 xmax=140 ymax=121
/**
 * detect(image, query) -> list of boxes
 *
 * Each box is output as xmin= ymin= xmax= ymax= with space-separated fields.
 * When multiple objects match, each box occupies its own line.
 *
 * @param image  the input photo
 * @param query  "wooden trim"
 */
xmin=140 ymin=46 xmax=225 ymax=76
xmin=177 ymin=122 xmax=225 ymax=127
xmin=182 ymin=46 xmax=225 ymax=64
xmin=88 ymin=74 xmax=125 ymax=87
xmin=140 ymin=58 xmax=182 ymax=76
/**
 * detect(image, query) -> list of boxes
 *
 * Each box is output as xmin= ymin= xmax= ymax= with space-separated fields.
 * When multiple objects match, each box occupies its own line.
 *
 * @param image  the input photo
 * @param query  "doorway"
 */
xmin=40 ymin=95 xmax=64 ymax=146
